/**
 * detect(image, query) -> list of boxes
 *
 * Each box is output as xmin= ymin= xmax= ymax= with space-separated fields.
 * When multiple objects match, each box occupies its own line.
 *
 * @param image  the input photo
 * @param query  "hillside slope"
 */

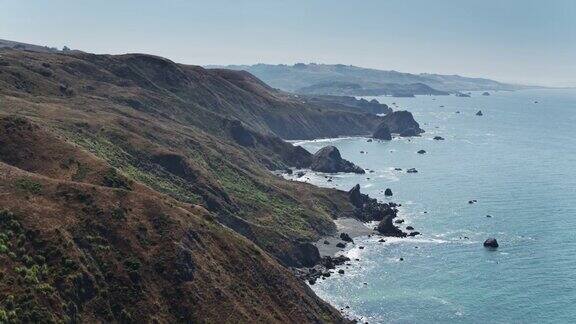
xmin=0 ymin=48 xmax=379 ymax=322
xmin=0 ymin=117 xmax=344 ymax=322
xmin=0 ymin=50 xmax=383 ymax=140
xmin=213 ymin=63 xmax=525 ymax=94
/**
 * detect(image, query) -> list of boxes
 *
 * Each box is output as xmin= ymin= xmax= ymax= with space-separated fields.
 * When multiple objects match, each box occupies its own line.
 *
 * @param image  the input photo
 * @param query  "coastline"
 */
xmin=314 ymin=217 xmax=378 ymax=257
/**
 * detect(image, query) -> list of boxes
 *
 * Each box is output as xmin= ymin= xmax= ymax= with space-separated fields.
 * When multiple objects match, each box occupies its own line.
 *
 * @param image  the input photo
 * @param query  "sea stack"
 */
xmin=310 ymin=146 xmax=365 ymax=174
xmin=374 ymin=111 xmax=424 ymax=138
xmin=483 ymin=238 xmax=499 ymax=248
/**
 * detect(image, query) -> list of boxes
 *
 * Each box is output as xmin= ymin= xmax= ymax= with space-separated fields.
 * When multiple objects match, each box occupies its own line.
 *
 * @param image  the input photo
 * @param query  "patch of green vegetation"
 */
xmin=15 ymin=178 xmax=42 ymax=194
xmin=0 ymin=210 xmax=62 ymax=323
xmin=122 ymin=165 xmax=201 ymax=204
xmin=64 ymin=130 xmax=201 ymax=204
xmin=214 ymin=161 xmax=315 ymax=238
xmin=103 ymin=168 xmax=132 ymax=190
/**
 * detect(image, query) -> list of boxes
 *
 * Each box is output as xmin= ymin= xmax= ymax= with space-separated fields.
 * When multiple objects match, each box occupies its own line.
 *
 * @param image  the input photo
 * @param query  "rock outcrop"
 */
xmin=373 ymin=123 xmax=392 ymax=140
xmin=347 ymin=185 xmax=405 ymax=239
xmin=310 ymin=146 xmax=365 ymax=174
xmin=375 ymin=111 xmax=424 ymax=137
xmin=476 ymin=110 xmax=483 ymax=116
xmin=483 ymin=238 xmax=499 ymax=248
xmin=376 ymin=215 xmax=406 ymax=237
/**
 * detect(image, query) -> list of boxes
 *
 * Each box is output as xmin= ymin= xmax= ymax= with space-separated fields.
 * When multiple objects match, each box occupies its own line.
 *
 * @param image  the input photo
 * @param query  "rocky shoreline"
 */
xmin=290 ymin=183 xmax=419 ymax=287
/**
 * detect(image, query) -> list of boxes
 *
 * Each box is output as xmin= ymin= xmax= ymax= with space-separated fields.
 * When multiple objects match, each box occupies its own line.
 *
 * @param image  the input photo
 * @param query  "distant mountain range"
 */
xmin=208 ymin=63 xmax=531 ymax=96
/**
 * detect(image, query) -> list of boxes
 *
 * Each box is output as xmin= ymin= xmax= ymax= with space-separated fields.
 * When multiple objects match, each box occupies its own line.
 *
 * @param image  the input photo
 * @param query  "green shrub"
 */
xmin=15 ymin=178 xmax=43 ymax=194
xmin=103 ymin=168 xmax=132 ymax=190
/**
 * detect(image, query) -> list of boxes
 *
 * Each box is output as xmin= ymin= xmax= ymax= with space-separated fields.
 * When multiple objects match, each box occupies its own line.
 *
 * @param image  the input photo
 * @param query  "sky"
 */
xmin=1 ymin=0 xmax=575 ymax=87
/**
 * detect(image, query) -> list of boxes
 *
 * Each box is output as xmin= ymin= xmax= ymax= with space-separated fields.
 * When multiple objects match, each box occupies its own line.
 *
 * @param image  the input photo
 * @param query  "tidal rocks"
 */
xmin=340 ymin=232 xmax=354 ymax=243
xmin=394 ymin=219 xmax=404 ymax=224
xmin=456 ymin=93 xmax=471 ymax=97
xmin=321 ymin=255 xmax=350 ymax=269
xmin=394 ymin=167 xmax=402 ymax=171
xmin=433 ymin=136 xmax=445 ymax=140
xmin=373 ymin=123 xmax=392 ymax=140
xmin=384 ymin=188 xmax=393 ymax=196
xmin=376 ymin=111 xmax=424 ymax=137
xmin=483 ymin=238 xmax=499 ymax=248
xmin=338 ymin=269 xmax=345 ymax=274
xmin=336 ymin=242 xmax=346 ymax=249
xmin=407 ymin=168 xmax=418 ymax=173
xmin=347 ymin=184 xmax=399 ymax=223
xmin=406 ymin=226 xmax=414 ymax=230
xmin=323 ymin=240 xmax=330 ymax=245
xmin=367 ymin=139 xmax=373 ymax=142
xmin=417 ymin=150 xmax=426 ymax=154
xmin=476 ymin=110 xmax=483 ymax=116
xmin=310 ymin=146 xmax=365 ymax=174
xmin=376 ymin=216 xmax=406 ymax=237
xmin=482 ymin=92 xmax=490 ymax=96
xmin=408 ymin=231 xmax=420 ymax=236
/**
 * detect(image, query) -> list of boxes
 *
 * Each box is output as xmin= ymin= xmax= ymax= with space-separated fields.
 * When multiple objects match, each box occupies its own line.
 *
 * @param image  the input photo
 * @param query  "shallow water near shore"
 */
xmin=293 ymin=89 xmax=576 ymax=323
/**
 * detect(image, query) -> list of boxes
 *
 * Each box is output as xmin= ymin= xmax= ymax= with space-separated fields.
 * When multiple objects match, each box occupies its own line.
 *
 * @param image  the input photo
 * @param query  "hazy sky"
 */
xmin=1 ymin=0 xmax=575 ymax=86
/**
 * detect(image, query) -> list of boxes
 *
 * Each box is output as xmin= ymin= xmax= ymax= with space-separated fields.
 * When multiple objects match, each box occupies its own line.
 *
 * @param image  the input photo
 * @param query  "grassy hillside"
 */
xmin=0 ymin=48 xmax=378 ymax=322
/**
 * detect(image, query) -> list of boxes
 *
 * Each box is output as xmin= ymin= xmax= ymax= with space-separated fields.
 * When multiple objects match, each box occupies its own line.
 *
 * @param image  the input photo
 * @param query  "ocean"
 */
xmin=292 ymin=89 xmax=576 ymax=323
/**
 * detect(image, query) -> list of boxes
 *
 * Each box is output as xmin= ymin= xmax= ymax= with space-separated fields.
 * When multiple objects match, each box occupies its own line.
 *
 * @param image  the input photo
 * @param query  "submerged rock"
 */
xmin=406 ymin=226 xmax=414 ymax=230
xmin=482 ymin=92 xmax=490 ymax=96
xmin=476 ymin=110 xmax=483 ymax=116
xmin=336 ymin=242 xmax=346 ymax=249
xmin=417 ymin=149 xmax=426 ymax=154
xmin=483 ymin=238 xmax=499 ymax=248
xmin=394 ymin=219 xmax=404 ymax=224
xmin=384 ymin=188 xmax=393 ymax=196
xmin=407 ymin=168 xmax=418 ymax=173
xmin=433 ymin=136 xmax=445 ymax=140
xmin=310 ymin=146 xmax=365 ymax=174
xmin=408 ymin=231 xmax=420 ymax=236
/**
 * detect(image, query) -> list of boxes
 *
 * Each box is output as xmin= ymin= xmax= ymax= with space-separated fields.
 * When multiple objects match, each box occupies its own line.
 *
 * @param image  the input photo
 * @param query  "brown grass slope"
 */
xmin=0 ymin=116 xmax=347 ymax=323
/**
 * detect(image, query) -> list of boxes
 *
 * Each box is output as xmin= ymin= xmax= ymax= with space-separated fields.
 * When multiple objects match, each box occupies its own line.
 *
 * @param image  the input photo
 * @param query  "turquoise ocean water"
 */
xmin=294 ymin=89 xmax=576 ymax=323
